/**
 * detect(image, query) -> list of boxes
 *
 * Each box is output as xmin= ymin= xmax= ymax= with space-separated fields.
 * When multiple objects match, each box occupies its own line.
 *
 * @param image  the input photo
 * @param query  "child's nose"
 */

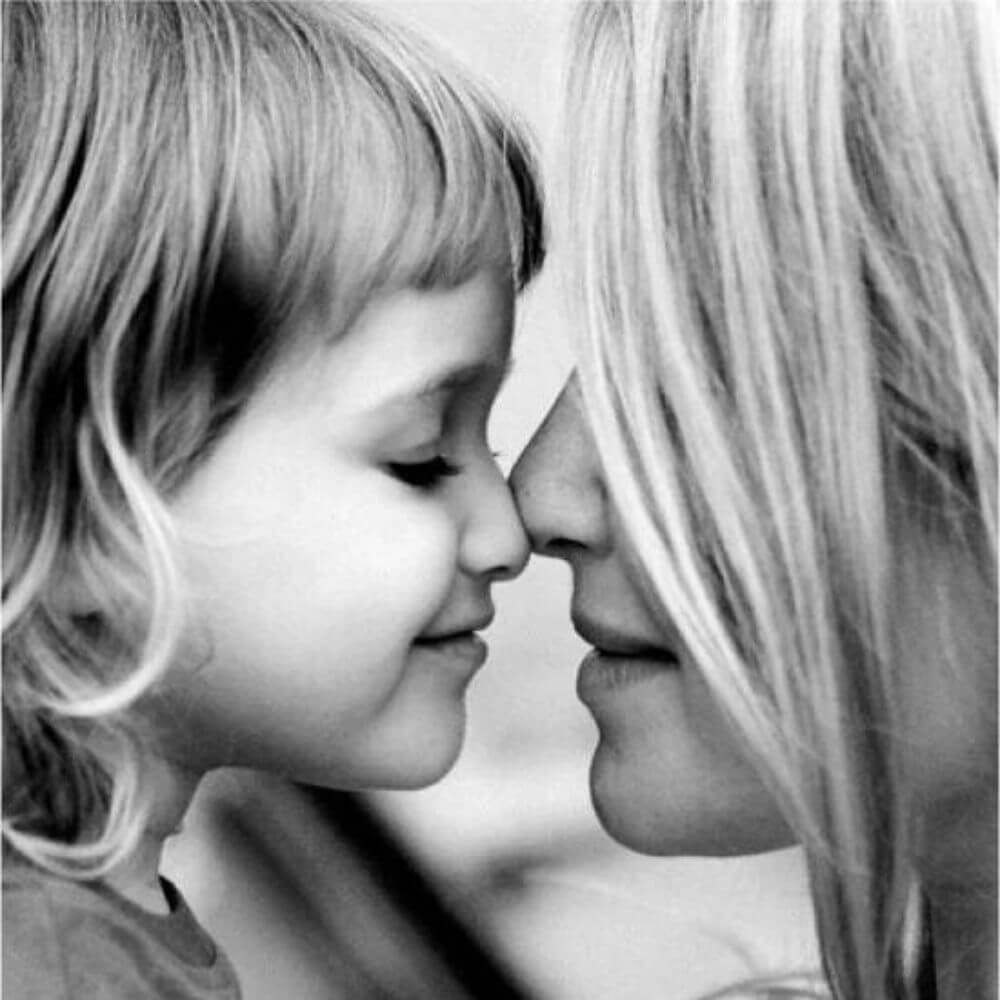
xmin=509 ymin=378 xmax=609 ymax=563
xmin=460 ymin=466 xmax=530 ymax=582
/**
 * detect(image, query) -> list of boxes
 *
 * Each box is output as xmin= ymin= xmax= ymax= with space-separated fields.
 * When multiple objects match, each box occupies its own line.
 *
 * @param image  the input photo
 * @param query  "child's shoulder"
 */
xmin=3 ymin=852 xmax=241 ymax=1000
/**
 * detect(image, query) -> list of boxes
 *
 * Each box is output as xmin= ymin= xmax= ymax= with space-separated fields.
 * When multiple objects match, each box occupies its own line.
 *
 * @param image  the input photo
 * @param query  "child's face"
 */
xmin=163 ymin=271 xmax=528 ymax=789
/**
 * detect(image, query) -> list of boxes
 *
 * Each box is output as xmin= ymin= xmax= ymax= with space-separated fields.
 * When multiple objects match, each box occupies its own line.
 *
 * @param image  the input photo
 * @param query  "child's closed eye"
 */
xmin=386 ymin=456 xmax=463 ymax=490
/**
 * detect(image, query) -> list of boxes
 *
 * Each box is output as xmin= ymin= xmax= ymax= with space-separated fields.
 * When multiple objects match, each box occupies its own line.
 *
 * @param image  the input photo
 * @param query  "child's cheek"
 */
xmin=363 ymin=500 xmax=459 ymax=637
xmin=154 ymin=501 xmax=459 ymax=776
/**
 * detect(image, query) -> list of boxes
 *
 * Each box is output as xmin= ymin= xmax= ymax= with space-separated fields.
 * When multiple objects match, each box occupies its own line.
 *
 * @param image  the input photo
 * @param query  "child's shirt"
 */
xmin=3 ymin=852 xmax=242 ymax=999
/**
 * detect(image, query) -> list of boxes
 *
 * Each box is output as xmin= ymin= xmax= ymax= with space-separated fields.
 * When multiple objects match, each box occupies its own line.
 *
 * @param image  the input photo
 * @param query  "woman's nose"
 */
xmin=509 ymin=377 xmax=609 ymax=562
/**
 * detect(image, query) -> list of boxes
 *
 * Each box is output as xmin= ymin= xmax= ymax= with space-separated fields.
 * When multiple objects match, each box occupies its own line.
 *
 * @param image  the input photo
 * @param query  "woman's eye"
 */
xmin=386 ymin=456 xmax=462 ymax=490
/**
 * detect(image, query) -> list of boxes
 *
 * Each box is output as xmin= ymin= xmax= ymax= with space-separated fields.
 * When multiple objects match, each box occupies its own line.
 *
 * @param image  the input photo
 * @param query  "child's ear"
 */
xmin=47 ymin=564 xmax=105 ymax=619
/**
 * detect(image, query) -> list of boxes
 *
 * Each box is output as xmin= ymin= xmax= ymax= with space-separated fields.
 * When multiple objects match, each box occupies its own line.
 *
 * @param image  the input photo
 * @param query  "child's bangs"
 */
xmin=227 ymin=6 xmax=544 ymax=340
xmin=319 ymin=82 xmax=537 ymax=297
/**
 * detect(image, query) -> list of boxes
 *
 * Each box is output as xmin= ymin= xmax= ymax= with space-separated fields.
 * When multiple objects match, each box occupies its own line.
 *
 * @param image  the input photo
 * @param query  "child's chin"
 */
xmin=383 ymin=738 xmax=465 ymax=790
xmin=286 ymin=707 xmax=469 ymax=791
xmin=351 ymin=716 xmax=468 ymax=791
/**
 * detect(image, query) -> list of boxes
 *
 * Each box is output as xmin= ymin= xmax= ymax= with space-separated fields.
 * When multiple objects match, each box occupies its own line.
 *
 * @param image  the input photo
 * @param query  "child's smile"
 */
xmin=162 ymin=271 xmax=528 ymax=789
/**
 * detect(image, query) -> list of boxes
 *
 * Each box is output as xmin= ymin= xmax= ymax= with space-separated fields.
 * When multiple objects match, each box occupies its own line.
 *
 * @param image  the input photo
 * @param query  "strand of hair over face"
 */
xmin=561 ymin=2 xmax=995 ymax=998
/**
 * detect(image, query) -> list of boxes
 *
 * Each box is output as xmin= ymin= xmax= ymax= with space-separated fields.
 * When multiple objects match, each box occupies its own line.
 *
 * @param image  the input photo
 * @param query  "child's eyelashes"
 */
xmin=386 ymin=456 xmax=463 ymax=490
xmin=384 ymin=447 xmax=504 ymax=490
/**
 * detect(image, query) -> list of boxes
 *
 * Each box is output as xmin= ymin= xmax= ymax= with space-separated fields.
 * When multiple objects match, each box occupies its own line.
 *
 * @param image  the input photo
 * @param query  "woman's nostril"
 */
xmin=533 ymin=535 xmax=580 ymax=562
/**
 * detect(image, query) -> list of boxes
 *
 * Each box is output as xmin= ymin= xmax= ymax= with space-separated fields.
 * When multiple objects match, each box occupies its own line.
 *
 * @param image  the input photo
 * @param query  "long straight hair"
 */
xmin=3 ymin=0 xmax=544 ymax=879
xmin=562 ymin=2 xmax=995 ymax=997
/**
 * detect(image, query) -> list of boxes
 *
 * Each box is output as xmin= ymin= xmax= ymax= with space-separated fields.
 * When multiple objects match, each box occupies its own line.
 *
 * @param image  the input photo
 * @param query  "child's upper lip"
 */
xmin=415 ymin=610 xmax=495 ymax=643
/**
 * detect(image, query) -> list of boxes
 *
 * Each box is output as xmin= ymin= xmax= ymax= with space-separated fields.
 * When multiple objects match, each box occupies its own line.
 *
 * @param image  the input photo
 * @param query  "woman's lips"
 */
xmin=576 ymin=649 xmax=680 ymax=705
xmin=571 ymin=615 xmax=679 ymax=663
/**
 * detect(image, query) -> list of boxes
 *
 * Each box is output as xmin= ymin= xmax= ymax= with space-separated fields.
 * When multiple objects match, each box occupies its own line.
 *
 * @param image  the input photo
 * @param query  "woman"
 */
xmin=512 ymin=3 xmax=996 ymax=998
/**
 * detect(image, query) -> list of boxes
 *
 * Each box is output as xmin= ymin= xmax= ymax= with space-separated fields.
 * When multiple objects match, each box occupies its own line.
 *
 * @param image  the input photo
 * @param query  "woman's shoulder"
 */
xmin=3 ymin=851 xmax=241 ymax=999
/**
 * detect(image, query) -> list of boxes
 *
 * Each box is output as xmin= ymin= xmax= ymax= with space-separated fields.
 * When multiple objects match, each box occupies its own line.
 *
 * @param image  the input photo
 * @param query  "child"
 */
xmin=2 ymin=2 xmax=545 ymax=996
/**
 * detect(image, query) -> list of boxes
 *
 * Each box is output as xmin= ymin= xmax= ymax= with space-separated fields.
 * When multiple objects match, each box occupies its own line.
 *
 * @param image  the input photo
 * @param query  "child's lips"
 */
xmin=413 ymin=609 xmax=493 ymax=668
xmin=416 ymin=611 xmax=494 ymax=644
xmin=412 ymin=631 xmax=488 ymax=669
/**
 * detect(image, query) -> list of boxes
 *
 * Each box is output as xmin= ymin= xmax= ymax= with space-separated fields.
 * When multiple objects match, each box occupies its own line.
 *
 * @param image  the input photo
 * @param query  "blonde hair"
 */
xmin=563 ymin=2 xmax=995 ymax=997
xmin=3 ymin=0 xmax=544 ymax=878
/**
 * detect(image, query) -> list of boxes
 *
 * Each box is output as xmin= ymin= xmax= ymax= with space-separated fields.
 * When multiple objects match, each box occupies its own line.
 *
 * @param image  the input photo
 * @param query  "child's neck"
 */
xmin=104 ymin=761 xmax=202 ymax=915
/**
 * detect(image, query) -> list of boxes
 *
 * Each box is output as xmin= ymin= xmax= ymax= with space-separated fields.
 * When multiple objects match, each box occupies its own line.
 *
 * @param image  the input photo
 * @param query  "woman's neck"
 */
xmin=924 ymin=793 xmax=997 ymax=1000
xmin=930 ymin=886 xmax=996 ymax=1000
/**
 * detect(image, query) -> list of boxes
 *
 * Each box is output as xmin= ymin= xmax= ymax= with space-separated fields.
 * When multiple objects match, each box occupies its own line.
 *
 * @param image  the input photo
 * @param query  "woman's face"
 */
xmin=161 ymin=272 xmax=529 ymax=791
xmin=893 ymin=502 xmax=997 ymax=886
xmin=511 ymin=379 xmax=997 ymax=862
xmin=510 ymin=379 xmax=793 ymax=856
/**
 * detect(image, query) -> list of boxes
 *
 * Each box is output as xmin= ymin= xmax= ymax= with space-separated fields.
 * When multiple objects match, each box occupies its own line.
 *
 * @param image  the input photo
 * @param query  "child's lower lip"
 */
xmin=413 ymin=633 xmax=487 ymax=668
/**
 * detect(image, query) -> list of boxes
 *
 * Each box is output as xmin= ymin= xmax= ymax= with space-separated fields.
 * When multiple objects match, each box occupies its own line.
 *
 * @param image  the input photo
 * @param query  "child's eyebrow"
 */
xmin=408 ymin=357 xmax=515 ymax=402
xmin=364 ymin=359 xmax=515 ymax=421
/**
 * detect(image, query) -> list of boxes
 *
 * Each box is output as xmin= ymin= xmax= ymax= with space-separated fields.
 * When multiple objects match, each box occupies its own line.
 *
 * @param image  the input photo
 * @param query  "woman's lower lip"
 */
xmin=413 ymin=633 xmax=488 ymax=670
xmin=577 ymin=649 xmax=679 ymax=702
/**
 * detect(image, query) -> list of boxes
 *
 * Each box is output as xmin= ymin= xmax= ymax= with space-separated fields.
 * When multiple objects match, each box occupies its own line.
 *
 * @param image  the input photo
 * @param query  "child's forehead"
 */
xmin=263 ymin=273 xmax=516 ymax=406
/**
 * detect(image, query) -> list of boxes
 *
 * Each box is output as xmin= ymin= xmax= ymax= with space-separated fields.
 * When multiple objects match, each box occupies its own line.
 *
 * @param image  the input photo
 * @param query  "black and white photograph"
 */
xmin=2 ymin=2 xmax=995 ymax=998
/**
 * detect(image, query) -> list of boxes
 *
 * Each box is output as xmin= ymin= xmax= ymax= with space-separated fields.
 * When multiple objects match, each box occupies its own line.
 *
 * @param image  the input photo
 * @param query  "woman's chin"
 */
xmin=588 ymin=739 xmax=794 ymax=857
